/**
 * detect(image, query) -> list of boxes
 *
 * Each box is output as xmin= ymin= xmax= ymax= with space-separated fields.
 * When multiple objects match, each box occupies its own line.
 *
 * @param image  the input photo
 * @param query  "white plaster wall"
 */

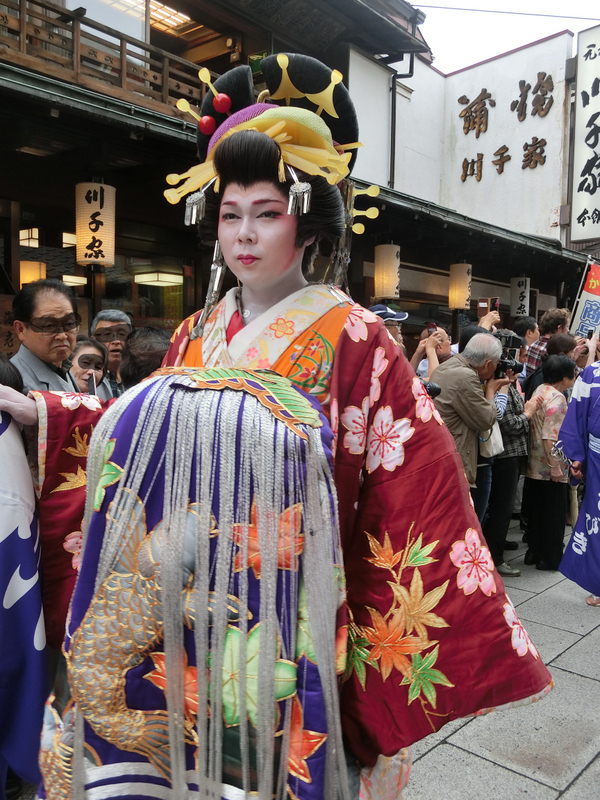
xmin=393 ymin=56 xmax=446 ymax=202
xmin=348 ymin=49 xmax=393 ymax=188
xmin=439 ymin=33 xmax=573 ymax=240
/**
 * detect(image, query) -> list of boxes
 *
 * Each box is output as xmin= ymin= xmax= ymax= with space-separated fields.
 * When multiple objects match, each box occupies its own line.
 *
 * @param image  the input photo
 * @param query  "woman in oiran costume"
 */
xmin=0 ymin=53 xmax=553 ymax=799
xmin=161 ymin=53 xmax=552 ymax=793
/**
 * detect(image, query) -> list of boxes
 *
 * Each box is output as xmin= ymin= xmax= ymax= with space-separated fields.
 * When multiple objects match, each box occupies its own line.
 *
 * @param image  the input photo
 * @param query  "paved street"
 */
xmin=404 ymin=520 xmax=600 ymax=800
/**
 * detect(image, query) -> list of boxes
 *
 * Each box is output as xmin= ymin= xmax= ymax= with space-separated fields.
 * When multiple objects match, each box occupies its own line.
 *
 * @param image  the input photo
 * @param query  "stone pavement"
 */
xmin=404 ymin=520 xmax=600 ymax=800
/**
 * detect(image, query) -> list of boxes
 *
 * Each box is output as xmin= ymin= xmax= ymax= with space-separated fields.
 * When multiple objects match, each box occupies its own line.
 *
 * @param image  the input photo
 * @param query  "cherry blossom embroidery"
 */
xmin=366 ymin=406 xmax=414 ymax=473
xmin=57 ymin=393 xmax=103 ymax=412
xmin=411 ymin=377 xmax=443 ymax=425
xmin=449 ymin=528 xmax=496 ymax=596
xmin=369 ymin=347 xmax=388 ymax=407
xmin=503 ymin=599 xmax=538 ymax=658
xmin=246 ymin=347 xmax=258 ymax=359
xmin=344 ymin=306 xmax=378 ymax=343
xmin=330 ymin=398 xmax=339 ymax=457
xmin=63 ymin=529 xmax=83 ymax=570
xmin=341 ymin=397 xmax=369 ymax=455
xmin=269 ymin=317 xmax=295 ymax=339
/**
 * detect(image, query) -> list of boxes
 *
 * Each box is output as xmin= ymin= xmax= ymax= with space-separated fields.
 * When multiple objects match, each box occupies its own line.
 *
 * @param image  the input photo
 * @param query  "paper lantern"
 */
xmin=134 ymin=272 xmax=184 ymax=287
xmin=374 ymin=244 xmax=400 ymax=298
xmin=510 ymin=277 xmax=530 ymax=317
xmin=62 ymin=275 xmax=88 ymax=286
xmin=76 ymin=183 xmax=116 ymax=266
xmin=20 ymin=261 xmax=46 ymax=288
xmin=448 ymin=263 xmax=472 ymax=310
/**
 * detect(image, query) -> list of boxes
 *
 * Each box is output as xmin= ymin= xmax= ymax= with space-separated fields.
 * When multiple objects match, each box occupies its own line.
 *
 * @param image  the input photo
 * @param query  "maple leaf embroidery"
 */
xmin=392 ymin=569 xmax=449 ymax=640
xmin=62 ymin=426 xmax=91 ymax=458
xmin=401 ymin=645 xmax=454 ymax=707
xmin=287 ymin=693 xmax=327 ymax=783
xmin=365 ymin=530 xmax=402 ymax=570
xmin=51 ymin=464 xmax=87 ymax=493
xmin=145 ymin=651 xmax=199 ymax=719
xmin=232 ymin=500 xmax=303 ymax=579
xmin=361 ymin=606 xmax=424 ymax=682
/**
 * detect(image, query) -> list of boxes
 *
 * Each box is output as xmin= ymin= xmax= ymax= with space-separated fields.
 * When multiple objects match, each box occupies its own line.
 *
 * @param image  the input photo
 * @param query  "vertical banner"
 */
xmin=76 ymin=183 xmax=116 ymax=267
xmin=510 ymin=277 xmax=530 ymax=317
xmin=571 ymin=260 xmax=600 ymax=336
xmin=571 ymin=24 xmax=600 ymax=242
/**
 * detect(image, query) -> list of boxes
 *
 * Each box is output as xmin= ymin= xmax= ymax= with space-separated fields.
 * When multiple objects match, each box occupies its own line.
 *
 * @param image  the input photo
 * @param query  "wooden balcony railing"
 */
xmin=0 ymin=0 xmax=209 ymax=116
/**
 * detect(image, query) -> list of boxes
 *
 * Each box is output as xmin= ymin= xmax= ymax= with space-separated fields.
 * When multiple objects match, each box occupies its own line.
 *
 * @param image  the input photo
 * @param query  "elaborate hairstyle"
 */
xmin=12 ymin=278 xmax=77 ymax=323
xmin=542 ymin=353 xmax=576 ymax=383
xmin=198 ymin=130 xmax=345 ymax=257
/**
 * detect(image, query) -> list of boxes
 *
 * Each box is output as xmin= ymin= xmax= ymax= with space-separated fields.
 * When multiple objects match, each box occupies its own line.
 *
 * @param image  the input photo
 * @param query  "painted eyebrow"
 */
xmin=221 ymin=198 xmax=287 ymax=207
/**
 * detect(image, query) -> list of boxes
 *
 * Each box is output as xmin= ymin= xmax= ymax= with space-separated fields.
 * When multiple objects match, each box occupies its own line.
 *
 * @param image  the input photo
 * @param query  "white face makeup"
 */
xmin=218 ymin=181 xmax=309 ymax=296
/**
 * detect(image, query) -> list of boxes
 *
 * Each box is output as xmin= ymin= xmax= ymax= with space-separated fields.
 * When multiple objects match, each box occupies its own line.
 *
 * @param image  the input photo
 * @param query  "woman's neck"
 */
xmin=238 ymin=273 xmax=308 ymax=324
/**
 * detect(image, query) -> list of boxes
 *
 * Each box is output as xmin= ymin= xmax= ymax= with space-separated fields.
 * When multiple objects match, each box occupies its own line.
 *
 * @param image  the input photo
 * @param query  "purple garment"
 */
xmin=559 ymin=364 xmax=600 ymax=595
xmin=39 ymin=372 xmax=342 ymax=800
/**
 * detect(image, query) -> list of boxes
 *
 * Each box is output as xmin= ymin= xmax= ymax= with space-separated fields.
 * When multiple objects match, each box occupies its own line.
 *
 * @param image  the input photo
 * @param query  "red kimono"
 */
xmin=162 ymin=285 xmax=552 ymax=766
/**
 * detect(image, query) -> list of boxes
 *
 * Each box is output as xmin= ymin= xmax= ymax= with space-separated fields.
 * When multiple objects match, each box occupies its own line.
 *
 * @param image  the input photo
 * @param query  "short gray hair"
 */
xmin=90 ymin=309 xmax=132 ymax=335
xmin=462 ymin=332 xmax=502 ymax=367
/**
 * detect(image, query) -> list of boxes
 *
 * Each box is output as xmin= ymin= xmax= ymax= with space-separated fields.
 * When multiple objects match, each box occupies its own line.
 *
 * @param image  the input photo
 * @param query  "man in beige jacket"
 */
xmin=431 ymin=333 xmax=508 ymax=521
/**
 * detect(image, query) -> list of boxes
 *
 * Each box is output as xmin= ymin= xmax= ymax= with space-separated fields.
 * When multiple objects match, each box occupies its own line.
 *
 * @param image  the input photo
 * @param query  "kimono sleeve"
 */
xmin=560 ymin=365 xmax=600 ymax=471
xmin=329 ymin=319 xmax=552 ymax=767
xmin=29 ymin=390 xmax=112 ymax=649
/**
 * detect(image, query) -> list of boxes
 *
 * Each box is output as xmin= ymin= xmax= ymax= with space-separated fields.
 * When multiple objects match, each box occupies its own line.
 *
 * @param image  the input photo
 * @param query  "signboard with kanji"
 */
xmin=571 ymin=260 xmax=600 ymax=336
xmin=571 ymin=25 xmax=600 ymax=243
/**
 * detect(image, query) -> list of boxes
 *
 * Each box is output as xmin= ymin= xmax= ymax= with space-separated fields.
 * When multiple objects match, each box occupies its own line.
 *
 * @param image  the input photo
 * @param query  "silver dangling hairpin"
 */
xmin=287 ymin=165 xmax=312 ymax=215
xmin=184 ymin=177 xmax=217 ymax=226
xmin=190 ymin=240 xmax=226 ymax=340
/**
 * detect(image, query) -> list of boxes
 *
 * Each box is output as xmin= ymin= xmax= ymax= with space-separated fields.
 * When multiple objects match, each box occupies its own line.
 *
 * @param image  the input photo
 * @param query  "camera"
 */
xmin=421 ymin=379 xmax=441 ymax=399
xmin=494 ymin=332 xmax=523 ymax=379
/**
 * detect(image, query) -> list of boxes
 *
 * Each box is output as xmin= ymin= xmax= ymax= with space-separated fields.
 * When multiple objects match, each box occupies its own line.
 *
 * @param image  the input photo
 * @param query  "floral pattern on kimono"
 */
xmin=165 ymin=287 xmax=553 ymax=768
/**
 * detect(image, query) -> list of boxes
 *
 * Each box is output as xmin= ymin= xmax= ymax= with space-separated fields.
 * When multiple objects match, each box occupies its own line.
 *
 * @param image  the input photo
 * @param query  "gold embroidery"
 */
xmin=62 ymin=426 xmax=91 ymax=458
xmin=51 ymin=464 xmax=87 ymax=493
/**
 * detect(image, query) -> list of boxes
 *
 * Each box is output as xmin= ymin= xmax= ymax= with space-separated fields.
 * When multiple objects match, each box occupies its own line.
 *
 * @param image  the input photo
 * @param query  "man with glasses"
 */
xmin=90 ymin=310 xmax=132 ymax=398
xmin=11 ymin=278 xmax=81 ymax=394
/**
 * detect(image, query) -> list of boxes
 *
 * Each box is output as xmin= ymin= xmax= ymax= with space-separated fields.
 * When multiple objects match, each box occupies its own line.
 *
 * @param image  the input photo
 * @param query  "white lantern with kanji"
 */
xmin=510 ymin=277 xmax=530 ymax=317
xmin=76 ymin=182 xmax=116 ymax=267
xmin=374 ymin=244 xmax=400 ymax=298
xmin=448 ymin=263 xmax=472 ymax=310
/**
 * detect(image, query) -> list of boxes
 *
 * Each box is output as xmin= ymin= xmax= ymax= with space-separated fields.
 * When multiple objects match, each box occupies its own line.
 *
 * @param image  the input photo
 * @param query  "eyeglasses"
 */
xmin=92 ymin=325 xmax=131 ymax=343
xmin=76 ymin=353 xmax=105 ymax=372
xmin=27 ymin=314 xmax=81 ymax=336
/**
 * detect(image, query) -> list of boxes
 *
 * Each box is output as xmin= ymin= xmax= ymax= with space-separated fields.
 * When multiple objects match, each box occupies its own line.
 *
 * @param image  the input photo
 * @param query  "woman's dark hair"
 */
xmin=0 ymin=354 xmax=24 ymax=393
xmin=71 ymin=335 xmax=108 ymax=377
xmin=199 ymin=130 xmax=345 ymax=267
xmin=459 ymin=325 xmax=488 ymax=353
xmin=542 ymin=353 xmax=577 ymax=384
xmin=120 ymin=327 xmax=171 ymax=390
xmin=543 ymin=333 xmax=577 ymax=360
xmin=12 ymin=278 xmax=77 ymax=323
